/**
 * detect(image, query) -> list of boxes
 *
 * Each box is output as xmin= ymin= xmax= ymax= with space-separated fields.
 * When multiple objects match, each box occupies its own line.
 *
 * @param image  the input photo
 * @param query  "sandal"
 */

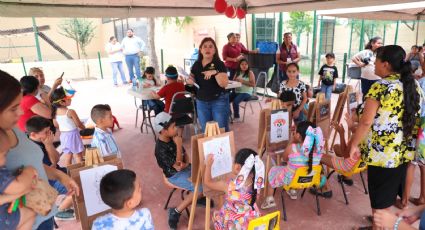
xmin=261 ymin=196 xmax=276 ymax=209
xmin=409 ymin=197 xmax=425 ymax=206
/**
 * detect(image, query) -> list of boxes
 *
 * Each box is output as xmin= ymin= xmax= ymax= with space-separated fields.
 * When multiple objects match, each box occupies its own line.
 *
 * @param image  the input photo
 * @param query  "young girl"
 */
xmin=51 ymin=87 xmax=85 ymax=166
xmin=204 ymin=148 xmax=264 ymax=229
xmin=232 ymin=59 xmax=256 ymax=122
xmin=279 ymin=63 xmax=307 ymax=124
xmin=262 ymin=121 xmax=324 ymax=208
xmin=140 ymin=67 xmax=164 ymax=115
xmin=0 ymin=128 xmax=36 ymax=230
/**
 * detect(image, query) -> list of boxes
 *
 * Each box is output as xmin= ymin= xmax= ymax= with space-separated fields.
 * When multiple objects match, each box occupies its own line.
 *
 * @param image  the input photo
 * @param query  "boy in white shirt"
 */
xmin=92 ymin=169 xmax=154 ymax=230
xmin=90 ymin=104 xmax=121 ymax=157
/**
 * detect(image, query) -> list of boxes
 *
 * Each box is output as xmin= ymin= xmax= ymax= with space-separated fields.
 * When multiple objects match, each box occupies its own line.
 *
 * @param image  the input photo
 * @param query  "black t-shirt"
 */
xmin=154 ymin=139 xmax=186 ymax=178
xmin=190 ymin=59 xmax=227 ymax=101
xmin=318 ymin=64 xmax=338 ymax=86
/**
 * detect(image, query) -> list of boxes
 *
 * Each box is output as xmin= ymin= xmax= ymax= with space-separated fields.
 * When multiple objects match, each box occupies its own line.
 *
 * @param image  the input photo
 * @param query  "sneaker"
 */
xmin=233 ymin=118 xmax=242 ymax=123
xmin=196 ymin=197 xmax=215 ymax=208
xmin=309 ymin=188 xmax=333 ymax=198
xmin=286 ymin=189 xmax=298 ymax=200
xmin=54 ymin=209 xmax=75 ymax=220
xmin=261 ymin=196 xmax=277 ymax=209
xmin=168 ymin=208 xmax=181 ymax=230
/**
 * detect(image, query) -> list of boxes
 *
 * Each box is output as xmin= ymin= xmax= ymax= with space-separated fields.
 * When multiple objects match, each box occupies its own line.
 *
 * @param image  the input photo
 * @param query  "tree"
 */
xmin=349 ymin=19 xmax=390 ymax=47
xmin=287 ymin=11 xmax=313 ymax=47
xmin=162 ymin=16 xmax=194 ymax=31
xmin=147 ymin=18 xmax=160 ymax=76
xmin=58 ymin=18 xmax=96 ymax=59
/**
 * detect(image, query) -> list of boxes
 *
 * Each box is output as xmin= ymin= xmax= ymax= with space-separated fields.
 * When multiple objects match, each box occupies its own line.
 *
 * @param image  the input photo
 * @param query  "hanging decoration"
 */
xmin=225 ymin=5 xmax=236 ymax=18
xmin=214 ymin=0 xmax=247 ymax=19
xmin=214 ymin=0 xmax=227 ymax=13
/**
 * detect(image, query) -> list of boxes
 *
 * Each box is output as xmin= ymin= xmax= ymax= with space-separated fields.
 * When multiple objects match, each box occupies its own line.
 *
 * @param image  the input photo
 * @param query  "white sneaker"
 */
xmin=260 ymin=196 xmax=277 ymax=209
xmin=286 ymin=189 xmax=298 ymax=200
xmin=233 ymin=118 xmax=242 ymax=123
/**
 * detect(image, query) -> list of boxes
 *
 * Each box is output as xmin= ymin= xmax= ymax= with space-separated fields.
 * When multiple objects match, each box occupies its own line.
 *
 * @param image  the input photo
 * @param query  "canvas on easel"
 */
xmin=329 ymin=88 xmax=348 ymax=149
xmin=67 ymin=149 xmax=123 ymax=230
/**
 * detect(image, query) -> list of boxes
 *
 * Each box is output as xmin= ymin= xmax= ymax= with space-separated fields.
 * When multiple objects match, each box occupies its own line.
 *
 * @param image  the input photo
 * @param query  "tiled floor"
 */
xmin=53 ymin=79 xmax=422 ymax=230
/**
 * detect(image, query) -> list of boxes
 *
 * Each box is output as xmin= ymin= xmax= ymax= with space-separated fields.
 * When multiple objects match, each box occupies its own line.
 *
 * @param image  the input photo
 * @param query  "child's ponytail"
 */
xmin=50 ymin=87 xmax=66 ymax=118
xmin=234 ymin=148 xmax=258 ymax=209
xmin=307 ymin=138 xmax=315 ymax=174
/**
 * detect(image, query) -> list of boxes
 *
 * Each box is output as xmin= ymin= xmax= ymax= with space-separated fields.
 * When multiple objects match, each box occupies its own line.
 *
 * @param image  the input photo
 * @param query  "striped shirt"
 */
xmin=91 ymin=127 xmax=121 ymax=157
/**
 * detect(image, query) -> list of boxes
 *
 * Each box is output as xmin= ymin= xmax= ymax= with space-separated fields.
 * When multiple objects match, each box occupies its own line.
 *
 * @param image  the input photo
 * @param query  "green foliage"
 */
xmin=287 ymin=11 xmax=313 ymax=45
xmin=161 ymin=16 xmax=194 ymax=31
xmin=349 ymin=19 xmax=390 ymax=43
xmin=58 ymin=18 xmax=96 ymax=57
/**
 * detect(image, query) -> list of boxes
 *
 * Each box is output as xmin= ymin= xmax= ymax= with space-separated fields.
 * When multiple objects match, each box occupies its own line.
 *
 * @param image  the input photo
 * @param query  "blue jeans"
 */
xmin=197 ymin=93 xmax=230 ymax=132
xmin=320 ymin=84 xmax=333 ymax=100
xmin=232 ymin=93 xmax=251 ymax=118
xmin=168 ymin=165 xmax=202 ymax=192
xmin=111 ymin=61 xmax=127 ymax=85
xmin=361 ymin=78 xmax=378 ymax=96
xmin=143 ymin=100 xmax=164 ymax=115
xmin=36 ymin=217 xmax=54 ymax=230
xmin=124 ymin=54 xmax=141 ymax=82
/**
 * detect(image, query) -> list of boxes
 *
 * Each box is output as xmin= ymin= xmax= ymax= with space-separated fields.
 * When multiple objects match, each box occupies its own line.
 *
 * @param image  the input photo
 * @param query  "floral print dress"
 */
xmin=359 ymin=74 xmax=421 ymax=168
xmin=213 ymin=178 xmax=260 ymax=230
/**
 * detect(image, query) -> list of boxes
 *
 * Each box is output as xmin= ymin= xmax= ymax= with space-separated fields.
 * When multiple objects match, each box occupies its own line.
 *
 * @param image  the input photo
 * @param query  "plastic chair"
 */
xmin=257 ymin=71 xmax=270 ymax=100
xmin=281 ymin=165 xmax=322 ymax=221
xmin=240 ymin=86 xmax=263 ymax=122
xmin=162 ymin=175 xmax=190 ymax=217
xmin=247 ymin=211 xmax=280 ymax=230
xmin=169 ymin=91 xmax=198 ymax=135
xmin=327 ymin=160 xmax=368 ymax=205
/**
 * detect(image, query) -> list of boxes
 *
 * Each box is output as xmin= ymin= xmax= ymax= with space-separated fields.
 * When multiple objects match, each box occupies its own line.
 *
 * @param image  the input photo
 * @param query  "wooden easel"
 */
xmin=67 ymin=149 xmax=123 ymax=230
xmin=258 ymin=99 xmax=292 ymax=198
xmin=188 ymin=122 xmax=223 ymax=230
xmin=329 ymin=88 xmax=349 ymax=149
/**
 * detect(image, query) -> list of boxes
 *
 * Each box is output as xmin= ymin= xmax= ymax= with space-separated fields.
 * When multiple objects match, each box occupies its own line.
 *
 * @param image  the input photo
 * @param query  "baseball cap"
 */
xmin=153 ymin=112 xmax=173 ymax=133
xmin=325 ymin=53 xmax=335 ymax=58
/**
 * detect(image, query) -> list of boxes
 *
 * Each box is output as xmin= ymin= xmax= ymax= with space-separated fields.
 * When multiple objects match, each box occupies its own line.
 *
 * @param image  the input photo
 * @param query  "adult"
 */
xmin=121 ymin=29 xmax=145 ymax=84
xmin=188 ymin=37 xmax=229 ymax=131
xmin=17 ymin=76 xmax=51 ymax=131
xmin=351 ymin=36 xmax=383 ymax=96
xmin=105 ymin=36 xmax=128 ymax=86
xmin=406 ymin=45 xmax=422 ymax=71
xmin=0 ymin=70 xmax=79 ymax=230
xmin=222 ymin=33 xmax=257 ymax=80
xmin=276 ymin=32 xmax=301 ymax=82
xmin=28 ymin=67 xmax=62 ymax=106
xmin=235 ymin=33 xmax=247 ymax=50
xmin=349 ymin=45 xmax=420 ymax=229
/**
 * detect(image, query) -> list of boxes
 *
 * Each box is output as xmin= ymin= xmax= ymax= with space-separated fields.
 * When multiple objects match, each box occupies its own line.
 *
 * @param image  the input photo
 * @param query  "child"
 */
xmin=151 ymin=66 xmax=185 ymax=114
xmin=153 ymin=112 xmax=201 ymax=230
xmin=51 ymin=87 xmax=85 ymax=166
xmin=0 ymin=128 xmax=37 ymax=230
xmin=141 ymin=67 xmax=164 ymax=115
xmin=204 ymin=148 xmax=264 ymax=229
xmin=279 ymin=90 xmax=296 ymax=109
xmin=232 ymin=59 xmax=256 ymax=122
xmin=374 ymin=204 xmax=425 ymax=229
xmin=26 ymin=116 xmax=75 ymax=220
xmin=91 ymin=169 xmax=154 ymax=230
xmin=318 ymin=53 xmax=338 ymax=100
xmin=90 ymin=104 xmax=121 ymax=157
xmin=262 ymin=121 xmax=324 ymax=208
xmin=279 ymin=63 xmax=307 ymax=124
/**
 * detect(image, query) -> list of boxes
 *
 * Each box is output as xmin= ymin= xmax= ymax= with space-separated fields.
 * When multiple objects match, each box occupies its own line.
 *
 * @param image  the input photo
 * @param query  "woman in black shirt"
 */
xmin=188 ymin=37 xmax=229 ymax=131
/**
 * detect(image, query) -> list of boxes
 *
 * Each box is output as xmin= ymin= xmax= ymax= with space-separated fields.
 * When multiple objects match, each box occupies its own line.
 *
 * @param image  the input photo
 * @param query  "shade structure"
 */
xmin=0 ymin=0 xmax=423 ymax=18
xmin=319 ymin=2 xmax=425 ymax=20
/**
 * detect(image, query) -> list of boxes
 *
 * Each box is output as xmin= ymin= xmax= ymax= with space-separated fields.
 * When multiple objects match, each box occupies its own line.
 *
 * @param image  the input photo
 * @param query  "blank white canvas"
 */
xmin=203 ymin=136 xmax=232 ymax=178
xmin=79 ymin=164 xmax=118 ymax=216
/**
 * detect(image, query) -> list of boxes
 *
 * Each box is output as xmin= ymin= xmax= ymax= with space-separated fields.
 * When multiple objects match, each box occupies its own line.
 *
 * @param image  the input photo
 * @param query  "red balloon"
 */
xmin=225 ymin=5 xmax=236 ymax=18
xmin=214 ymin=0 xmax=227 ymax=14
xmin=236 ymin=7 xmax=246 ymax=19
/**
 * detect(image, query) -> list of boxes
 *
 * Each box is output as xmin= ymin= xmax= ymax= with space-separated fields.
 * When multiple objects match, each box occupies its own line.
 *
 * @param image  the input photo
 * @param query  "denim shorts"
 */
xmin=168 ymin=165 xmax=203 ymax=192
xmin=48 ymin=180 xmax=68 ymax=195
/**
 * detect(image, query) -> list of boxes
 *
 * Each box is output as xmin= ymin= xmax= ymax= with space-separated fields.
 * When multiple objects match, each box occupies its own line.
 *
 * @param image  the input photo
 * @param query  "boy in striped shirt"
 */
xmin=90 ymin=104 xmax=121 ymax=157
